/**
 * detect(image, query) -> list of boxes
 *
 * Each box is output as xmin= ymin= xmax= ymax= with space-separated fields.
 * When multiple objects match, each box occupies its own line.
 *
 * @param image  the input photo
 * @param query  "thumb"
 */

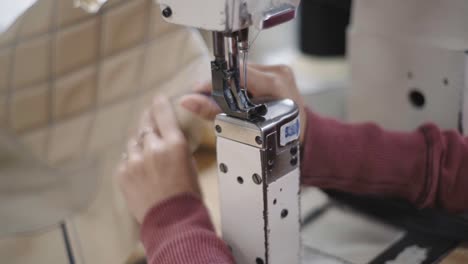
xmin=192 ymin=80 xmax=212 ymax=93
xmin=179 ymin=93 xmax=221 ymax=121
xmin=240 ymin=64 xmax=279 ymax=98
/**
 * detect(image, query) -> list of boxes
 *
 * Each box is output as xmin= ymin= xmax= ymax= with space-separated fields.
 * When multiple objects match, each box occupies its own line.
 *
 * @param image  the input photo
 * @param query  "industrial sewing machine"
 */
xmin=155 ymin=0 xmax=468 ymax=263
xmin=156 ymin=1 xmax=302 ymax=263
xmin=71 ymin=0 xmax=468 ymax=263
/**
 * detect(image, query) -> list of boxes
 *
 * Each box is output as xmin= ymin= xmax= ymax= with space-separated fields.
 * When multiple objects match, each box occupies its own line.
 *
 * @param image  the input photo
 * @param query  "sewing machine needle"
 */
xmin=243 ymin=50 xmax=248 ymax=92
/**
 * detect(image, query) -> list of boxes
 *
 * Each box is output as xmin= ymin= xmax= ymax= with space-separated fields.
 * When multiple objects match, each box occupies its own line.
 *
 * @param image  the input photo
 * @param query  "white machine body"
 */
xmin=154 ymin=0 xmax=301 ymax=264
xmin=155 ymin=1 xmax=302 ymax=262
xmin=215 ymin=99 xmax=301 ymax=264
xmin=156 ymin=0 xmax=300 ymax=32
xmin=348 ymin=0 xmax=468 ymax=132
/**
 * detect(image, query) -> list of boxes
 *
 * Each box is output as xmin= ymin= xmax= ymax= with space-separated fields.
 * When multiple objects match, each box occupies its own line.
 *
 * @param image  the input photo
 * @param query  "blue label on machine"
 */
xmin=280 ymin=117 xmax=300 ymax=146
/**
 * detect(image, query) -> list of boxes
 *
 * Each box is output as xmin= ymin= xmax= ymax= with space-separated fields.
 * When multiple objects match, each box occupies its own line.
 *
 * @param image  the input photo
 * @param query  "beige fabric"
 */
xmin=0 ymin=130 xmax=98 ymax=236
xmin=0 ymin=0 xmax=210 ymax=263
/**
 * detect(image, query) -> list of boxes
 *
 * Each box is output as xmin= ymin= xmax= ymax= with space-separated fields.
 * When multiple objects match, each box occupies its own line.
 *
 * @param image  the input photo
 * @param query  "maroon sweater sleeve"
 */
xmin=301 ymin=108 xmax=468 ymax=213
xmin=140 ymin=193 xmax=234 ymax=264
xmin=140 ymin=108 xmax=468 ymax=263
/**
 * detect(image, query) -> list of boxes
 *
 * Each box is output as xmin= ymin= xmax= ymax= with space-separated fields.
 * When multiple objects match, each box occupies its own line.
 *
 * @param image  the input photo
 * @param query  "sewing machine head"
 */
xmin=155 ymin=4 xmax=302 ymax=263
xmin=157 ymin=0 xmax=300 ymax=119
xmin=156 ymin=0 xmax=299 ymax=32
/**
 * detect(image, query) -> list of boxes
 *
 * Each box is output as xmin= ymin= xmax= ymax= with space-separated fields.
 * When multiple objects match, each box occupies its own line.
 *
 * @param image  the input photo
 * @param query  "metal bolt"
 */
xmin=252 ymin=173 xmax=262 ymax=185
xmin=281 ymin=209 xmax=289 ymax=219
xmin=162 ymin=7 xmax=172 ymax=18
xmin=256 ymin=258 xmax=265 ymax=264
xmin=290 ymin=146 xmax=298 ymax=155
xmin=255 ymin=136 xmax=263 ymax=145
xmin=268 ymin=159 xmax=275 ymax=167
xmin=215 ymin=125 xmax=222 ymax=133
xmin=219 ymin=163 xmax=228 ymax=173
xmin=290 ymin=156 xmax=298 ymax=166
xmin=237 ymin=176 xmax=244 ymax=184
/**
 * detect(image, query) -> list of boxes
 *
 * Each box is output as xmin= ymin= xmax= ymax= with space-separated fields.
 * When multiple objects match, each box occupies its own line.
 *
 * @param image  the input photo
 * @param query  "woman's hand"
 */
xmin=179 ymin=63 xmax=307 ymax=143
xmin=116 ymin=96 xmax=201 ymax=224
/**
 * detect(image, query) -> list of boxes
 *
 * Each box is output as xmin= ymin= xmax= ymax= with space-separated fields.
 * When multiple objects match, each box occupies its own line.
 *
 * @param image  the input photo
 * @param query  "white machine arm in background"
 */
xmin=348 ymin=0 xmax=468 ymax=133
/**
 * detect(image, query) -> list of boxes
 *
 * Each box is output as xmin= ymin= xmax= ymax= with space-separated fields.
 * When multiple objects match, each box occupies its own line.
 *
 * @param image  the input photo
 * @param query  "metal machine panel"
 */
xmin=267 ymin=168 xmax=301 ymax=264
xmin=348 ymin=0 xmax=468 ymax=133
xmin=348 ymin=32 xmax=467 ymax=132
xmin=351 ymin=0 xmax=468 ymax=51
xmin=217 ymin=136 xmax=301 ymax=264
xmin=217 ymin=137 xmax=266 ymax=263
xmin=215 ymin=99 xmax=301 ymax=264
